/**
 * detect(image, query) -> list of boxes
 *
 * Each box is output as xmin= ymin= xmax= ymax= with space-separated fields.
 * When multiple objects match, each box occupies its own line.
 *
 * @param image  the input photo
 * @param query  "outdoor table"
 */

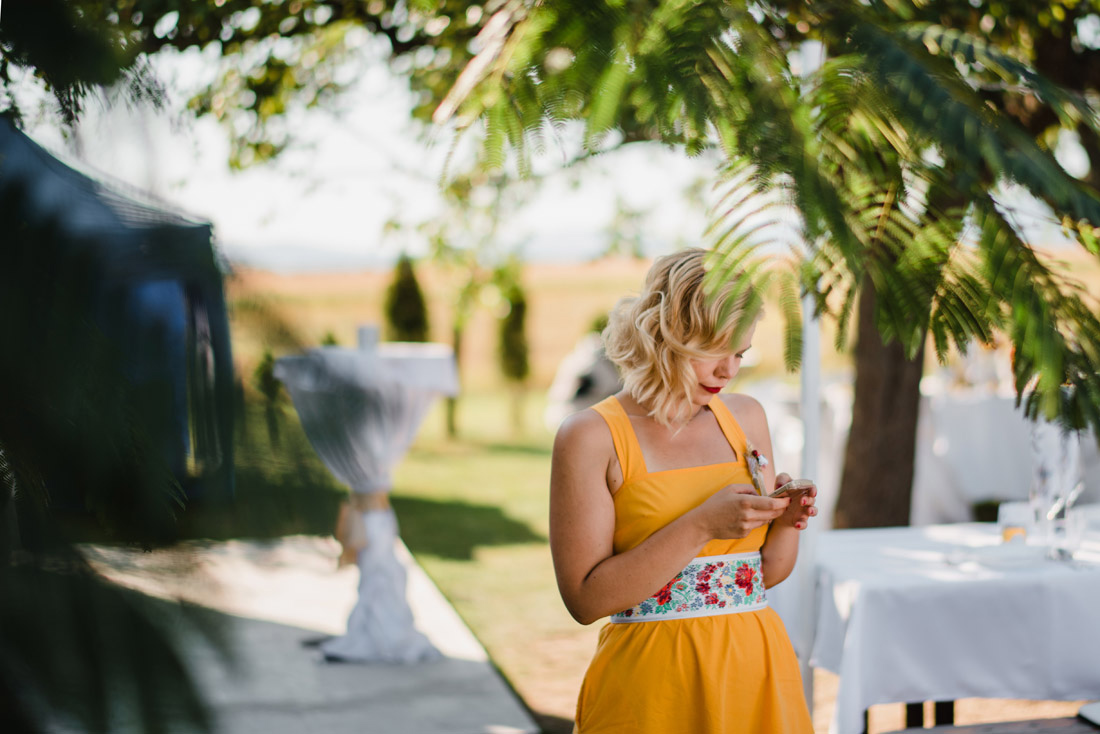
xmin=883 ymin=717 xmax=1096 ymax=733
xmin=274 ymin=329 xmax=458 ymax=662
xmin=808 ymin=523 xmax=1100 ymax=734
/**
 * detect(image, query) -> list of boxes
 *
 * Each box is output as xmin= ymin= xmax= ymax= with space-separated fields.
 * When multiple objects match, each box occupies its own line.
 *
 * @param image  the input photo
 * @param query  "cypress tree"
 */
xmin=499 ymin=282 xmax=529 ymax=384
xmin=384 ymin=254 xmax=429 ymax=342
xmin=499 ymin=281 xmax=530 ymax=433
xmin=253 ymin=348 xmax=283 ymax=446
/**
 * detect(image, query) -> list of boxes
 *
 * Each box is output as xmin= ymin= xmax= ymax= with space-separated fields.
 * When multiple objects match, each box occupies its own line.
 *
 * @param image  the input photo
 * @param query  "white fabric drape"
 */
xmin=317 ymin=508 xmax=439 ymax=662
xmin=274 ymin=337 xmax=458 ymax=663
xmin=274 ymin=344 xmax=458 ymax=494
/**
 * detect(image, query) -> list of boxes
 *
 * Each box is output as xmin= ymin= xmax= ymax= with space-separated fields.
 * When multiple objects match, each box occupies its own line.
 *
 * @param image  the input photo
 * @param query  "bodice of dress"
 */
xmin=592 ymin=395 xmax=769 ymax=557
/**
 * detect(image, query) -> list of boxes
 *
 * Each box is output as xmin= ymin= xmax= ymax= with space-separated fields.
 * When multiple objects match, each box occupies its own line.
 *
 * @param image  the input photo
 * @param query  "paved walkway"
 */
xmin=86 ymin=536 xmax=540 ymax=734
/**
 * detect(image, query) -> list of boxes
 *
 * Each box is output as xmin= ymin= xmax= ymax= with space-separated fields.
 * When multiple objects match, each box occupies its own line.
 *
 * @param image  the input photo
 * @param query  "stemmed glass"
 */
xmin=1028 ymin=420 xmax=1082 ymax=559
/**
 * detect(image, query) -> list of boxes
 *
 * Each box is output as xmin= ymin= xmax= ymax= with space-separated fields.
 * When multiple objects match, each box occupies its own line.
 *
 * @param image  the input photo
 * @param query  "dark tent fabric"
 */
xmin=0 ymin=115 xmax=234 ymax=504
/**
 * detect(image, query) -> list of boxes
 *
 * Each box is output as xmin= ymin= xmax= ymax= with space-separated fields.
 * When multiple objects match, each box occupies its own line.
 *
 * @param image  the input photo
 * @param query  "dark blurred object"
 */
xmin=0 ymin=114 xmax=231 ymax=734
xmin=0 ymin=115 xmax=234 ymax=516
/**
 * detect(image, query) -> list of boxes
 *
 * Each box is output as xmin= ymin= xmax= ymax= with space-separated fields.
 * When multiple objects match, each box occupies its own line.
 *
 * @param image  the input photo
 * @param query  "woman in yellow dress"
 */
xmin=550 ymin=248 xmax=816 ymax=732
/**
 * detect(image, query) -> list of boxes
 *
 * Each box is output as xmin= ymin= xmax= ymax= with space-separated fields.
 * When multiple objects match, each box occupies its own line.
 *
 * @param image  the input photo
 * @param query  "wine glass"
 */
xmin=1028 ymin=420 xmax=1082 ymax=557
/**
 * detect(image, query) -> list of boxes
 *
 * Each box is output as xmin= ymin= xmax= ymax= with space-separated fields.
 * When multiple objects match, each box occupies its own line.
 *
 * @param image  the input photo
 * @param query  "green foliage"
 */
xmin=2 ymin=0 xmax=487 ymax=165
xmin=0 ymin=562 xmax=217 ymax=734
xmin=320 ymin=330 xmax=339 ymax=346
xmin=384 ymin=254 xmax=430 ymax=342
xmin=498 ymin=281 xmax=529 ymax=383
xmin=431 ymin=0 xmax=1100 ymax=436
xmin=603 ymin=197 xmax=648 ymax=259
xmin=410 ymin=170 xmax=533 ymax=436
xmin=0 ymin=0 xmax=156 ymax=126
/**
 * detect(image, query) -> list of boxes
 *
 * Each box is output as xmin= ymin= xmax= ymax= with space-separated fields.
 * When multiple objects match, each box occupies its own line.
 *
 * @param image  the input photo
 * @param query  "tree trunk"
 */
xmin=446 ymin=323 xmax=463 ymax=439
xmin=833 ymin=281 xmax=926 ymax=529
xmin=510 ymin=383 xmax=526 ymax=435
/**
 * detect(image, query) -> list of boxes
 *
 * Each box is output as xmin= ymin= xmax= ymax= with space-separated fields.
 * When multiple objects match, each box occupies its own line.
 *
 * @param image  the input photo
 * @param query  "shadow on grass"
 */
xmin=179 ymin=462 xmax=344 ymax=541
xmin=177 ymin=400 xmax=346 ymax=541
xmin=391 ymin=495 xmax=546 ymax=560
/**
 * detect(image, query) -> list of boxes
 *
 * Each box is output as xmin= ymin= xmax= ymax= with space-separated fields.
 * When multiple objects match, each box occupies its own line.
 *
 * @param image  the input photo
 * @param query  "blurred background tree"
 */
xmin=252 ymin=347 xmax=284 ymax=447
xmin=496 ymin=268 xmax=530 ymax=432
xmin=418 ymin=171 xmax=532 ymax=438
xmin=384 ymin=253 xmax=431 ymax=343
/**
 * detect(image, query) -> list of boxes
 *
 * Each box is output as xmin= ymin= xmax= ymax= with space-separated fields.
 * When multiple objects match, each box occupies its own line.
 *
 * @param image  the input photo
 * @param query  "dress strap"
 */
xmin=708 ymin=395 xmax=748 ymax=470
xmin=590 ymin=396 xmax=647 ymax=483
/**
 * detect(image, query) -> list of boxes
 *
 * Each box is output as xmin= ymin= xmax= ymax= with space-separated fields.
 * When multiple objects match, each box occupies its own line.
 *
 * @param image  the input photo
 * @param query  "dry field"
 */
xmin=227 ymin=258 xmax=656 ymax=391
xmin=226 ymin=246 xmax=1100 ymax=396
xmin=225 ymin=255 xmax=858 ymax=396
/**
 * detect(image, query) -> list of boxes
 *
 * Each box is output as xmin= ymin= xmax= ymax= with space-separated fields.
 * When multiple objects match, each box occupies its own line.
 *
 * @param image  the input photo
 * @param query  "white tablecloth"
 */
xmin=273 ymin=343 xmax=458 ymax=493
xmin=808 ymin=523 xmax=1100 ymax=734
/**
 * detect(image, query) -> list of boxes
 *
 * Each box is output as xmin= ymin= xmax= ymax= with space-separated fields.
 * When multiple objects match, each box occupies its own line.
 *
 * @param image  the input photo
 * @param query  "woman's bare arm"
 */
xmin=549 ymin=409 xmax=788 ymax=624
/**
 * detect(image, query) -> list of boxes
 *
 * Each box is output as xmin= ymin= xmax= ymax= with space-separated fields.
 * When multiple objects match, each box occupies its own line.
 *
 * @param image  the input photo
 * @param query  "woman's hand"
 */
xmin=693 ymin=483 xmax=790 ymax=539
xmin=771 ymin=472 xmax=817 ymax=530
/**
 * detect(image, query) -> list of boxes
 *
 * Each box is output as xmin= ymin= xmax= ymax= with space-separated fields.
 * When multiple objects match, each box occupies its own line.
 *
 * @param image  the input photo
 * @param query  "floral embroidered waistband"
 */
xmin=610 ymin=551 xmax=767 ymax=623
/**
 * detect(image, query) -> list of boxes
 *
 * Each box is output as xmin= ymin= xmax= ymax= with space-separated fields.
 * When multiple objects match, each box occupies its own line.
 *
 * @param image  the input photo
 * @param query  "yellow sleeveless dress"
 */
xmin=575 ymin=395 xmax=813 ymax=733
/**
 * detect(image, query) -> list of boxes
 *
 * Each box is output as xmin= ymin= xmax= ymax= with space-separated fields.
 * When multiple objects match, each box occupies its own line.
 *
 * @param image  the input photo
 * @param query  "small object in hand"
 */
xmin=770 ymin=479 xmax=815 ymax=498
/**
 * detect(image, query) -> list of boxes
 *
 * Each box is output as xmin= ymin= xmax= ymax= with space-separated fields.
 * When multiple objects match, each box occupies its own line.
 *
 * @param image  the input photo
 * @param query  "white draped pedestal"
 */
xmin=274 ymin=328 xmax=458 ymax=663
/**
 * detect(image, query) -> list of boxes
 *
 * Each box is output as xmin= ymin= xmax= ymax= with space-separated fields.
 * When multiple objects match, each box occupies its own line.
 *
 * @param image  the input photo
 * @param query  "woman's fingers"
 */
xmin=744 ymin=494 xmax=788 ymax=520
xmin=728 ymin=483 xmax=758 ymax=495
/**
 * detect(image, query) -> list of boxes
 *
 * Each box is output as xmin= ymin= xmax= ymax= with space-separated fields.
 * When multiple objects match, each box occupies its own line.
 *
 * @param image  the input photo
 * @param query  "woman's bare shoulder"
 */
xmin=553 ymin=406 xmax=614 ymax=454
xmin=719 ymin=392 xmax=768 ymax=431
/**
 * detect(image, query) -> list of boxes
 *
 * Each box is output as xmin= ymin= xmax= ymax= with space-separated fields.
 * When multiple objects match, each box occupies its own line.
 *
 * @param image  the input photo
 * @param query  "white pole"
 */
xmin=797 ymin=39 xmax=825 ymax=714
xmin=799 ymin=289 xmax=821 ymax=710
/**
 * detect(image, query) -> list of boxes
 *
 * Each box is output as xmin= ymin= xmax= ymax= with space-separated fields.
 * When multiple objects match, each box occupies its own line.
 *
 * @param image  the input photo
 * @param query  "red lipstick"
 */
xmin=703 ymin=386 xmax=722 ymax=394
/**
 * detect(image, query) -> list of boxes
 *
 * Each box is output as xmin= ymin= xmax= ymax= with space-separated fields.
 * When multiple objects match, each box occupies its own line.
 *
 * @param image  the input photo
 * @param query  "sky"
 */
xmin=17 ymin=40 xmax=716 ymax=272
xmin=14 ymin=38 xmax=1084 ymax=273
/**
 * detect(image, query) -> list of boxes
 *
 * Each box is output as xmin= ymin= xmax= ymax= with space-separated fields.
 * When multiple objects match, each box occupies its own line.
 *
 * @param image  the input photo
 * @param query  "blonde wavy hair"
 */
xmin=602 ymin=248 xmax=759 ymax=427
